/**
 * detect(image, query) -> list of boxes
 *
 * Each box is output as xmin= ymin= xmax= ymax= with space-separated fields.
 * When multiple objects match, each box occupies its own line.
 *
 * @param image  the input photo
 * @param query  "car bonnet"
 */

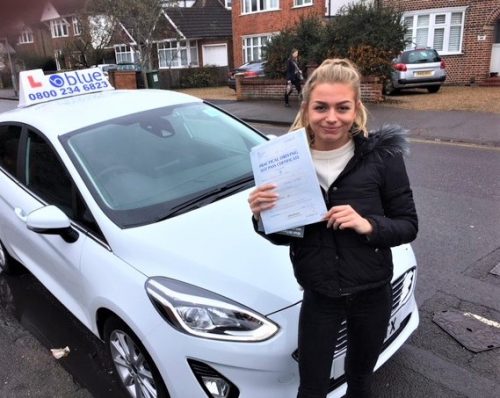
xmin=106 ymin=189 xmax=303 ymax=315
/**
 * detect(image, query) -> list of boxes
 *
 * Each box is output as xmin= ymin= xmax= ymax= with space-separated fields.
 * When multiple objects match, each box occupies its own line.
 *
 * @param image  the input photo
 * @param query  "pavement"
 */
xmin=1 ymin=88 xmax=499 ymax=147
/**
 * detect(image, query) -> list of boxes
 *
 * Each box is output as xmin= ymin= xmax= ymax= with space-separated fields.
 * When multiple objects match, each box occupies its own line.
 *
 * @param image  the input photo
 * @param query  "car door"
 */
xmin=0 ymin=125 xmax=90 ymax=322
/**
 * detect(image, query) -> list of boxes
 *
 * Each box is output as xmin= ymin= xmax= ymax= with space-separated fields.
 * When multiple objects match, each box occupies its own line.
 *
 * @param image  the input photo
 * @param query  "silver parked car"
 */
xmin=384 ymin=48 xmax=446 ymax=95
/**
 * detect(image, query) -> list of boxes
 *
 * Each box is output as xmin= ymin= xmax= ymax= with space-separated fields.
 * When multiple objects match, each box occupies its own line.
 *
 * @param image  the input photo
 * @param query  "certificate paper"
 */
xmin=250 ymin=128 xmax=327 ymax=234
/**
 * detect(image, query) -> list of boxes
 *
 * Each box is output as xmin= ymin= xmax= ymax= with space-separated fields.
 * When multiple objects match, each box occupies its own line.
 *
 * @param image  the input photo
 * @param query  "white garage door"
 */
xmin=202 ymin=44 xmax=228 ymax=67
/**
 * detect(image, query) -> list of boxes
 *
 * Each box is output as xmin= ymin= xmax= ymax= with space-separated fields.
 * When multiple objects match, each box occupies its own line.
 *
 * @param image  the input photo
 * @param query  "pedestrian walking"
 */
xmin=284 ymin=49 xmax=303 ymax=107
xmin=248 ymin=58 xmax=418 ymax=398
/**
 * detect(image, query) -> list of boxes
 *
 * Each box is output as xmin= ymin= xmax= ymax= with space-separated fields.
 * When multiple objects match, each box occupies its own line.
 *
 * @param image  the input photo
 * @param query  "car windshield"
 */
xmin=62 ymin=102 xmax=266 ymax=228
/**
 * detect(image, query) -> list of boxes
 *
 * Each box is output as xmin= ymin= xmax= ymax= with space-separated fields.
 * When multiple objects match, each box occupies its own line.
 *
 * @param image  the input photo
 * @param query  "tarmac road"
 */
xmin=0 ymin=97 xmax=499 ymax=397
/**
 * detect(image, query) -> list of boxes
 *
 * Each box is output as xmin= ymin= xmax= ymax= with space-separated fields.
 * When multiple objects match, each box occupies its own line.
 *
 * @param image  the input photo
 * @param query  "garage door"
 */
xmin=202 ymin=44 xmax=228 ymax=67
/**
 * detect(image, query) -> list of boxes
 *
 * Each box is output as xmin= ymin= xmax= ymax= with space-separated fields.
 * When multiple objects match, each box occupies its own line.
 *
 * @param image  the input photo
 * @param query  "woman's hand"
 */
xmin=248 ymin=183 xmax=279 ymax=221
xmin=323 ymin=205 xmax=373 ymax=235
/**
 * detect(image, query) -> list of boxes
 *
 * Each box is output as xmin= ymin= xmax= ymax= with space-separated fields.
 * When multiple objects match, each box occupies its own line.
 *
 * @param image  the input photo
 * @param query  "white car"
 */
xmin=0 ymin=68 xmax=419 ymax=398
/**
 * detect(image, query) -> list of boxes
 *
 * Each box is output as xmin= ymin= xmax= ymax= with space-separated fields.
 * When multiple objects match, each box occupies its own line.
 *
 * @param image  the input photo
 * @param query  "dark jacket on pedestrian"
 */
xmin=286 ymin=58 xmax=303 ymax=83
xmin=252 ymin=125 xmax=418 ymax=298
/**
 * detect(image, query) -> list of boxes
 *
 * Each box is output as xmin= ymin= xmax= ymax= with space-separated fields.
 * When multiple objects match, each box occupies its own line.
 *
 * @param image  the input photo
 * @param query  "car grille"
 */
xmin=332 ymin=270 xmax=412 ymax=358
xmin=291 ymin=268 xmax=415 ymax=362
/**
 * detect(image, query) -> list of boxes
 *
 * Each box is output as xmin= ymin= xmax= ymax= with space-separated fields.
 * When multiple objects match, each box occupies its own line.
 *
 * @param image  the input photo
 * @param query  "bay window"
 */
xmin=242 ymin=0 xmax=279 ymax=14
xmin=19 ymin=28 xmax=33 ymax=44
xmin=158 ymin=40 xmax=199 ymax=68
xmin=115 ymin=45 xmax=138 ymax=64
xmin=242 ymin=35 xmax=271 ymax=63
xmin=50 ymin=19 xmax=69 ymax=38
xmin=72 ymin=17 xmax=81 ymax=36
xmin=403 ymin=7 xmax=466 ymax=54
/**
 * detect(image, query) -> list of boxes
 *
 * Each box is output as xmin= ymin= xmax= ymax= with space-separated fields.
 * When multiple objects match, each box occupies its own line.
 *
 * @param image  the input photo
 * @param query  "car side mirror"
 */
xmin=26 ymin=205 xmax=79 ymax=243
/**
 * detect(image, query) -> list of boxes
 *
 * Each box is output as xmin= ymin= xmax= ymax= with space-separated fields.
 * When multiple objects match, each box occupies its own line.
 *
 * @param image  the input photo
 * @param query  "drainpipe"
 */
xmin=1 ymin=39 xmax=17 ymax=96
xmin=6 ymin=49 xmax=17 ymax=96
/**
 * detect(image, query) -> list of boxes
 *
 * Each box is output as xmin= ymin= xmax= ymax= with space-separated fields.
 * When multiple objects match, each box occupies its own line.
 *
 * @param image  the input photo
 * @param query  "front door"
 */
xmin=491 ymin=21 xmax=500 ymax=74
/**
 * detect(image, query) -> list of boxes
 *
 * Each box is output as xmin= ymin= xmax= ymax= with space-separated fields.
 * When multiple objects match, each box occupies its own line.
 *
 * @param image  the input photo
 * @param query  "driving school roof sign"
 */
xmin=18 ymin=68 xmax=114 ymax=108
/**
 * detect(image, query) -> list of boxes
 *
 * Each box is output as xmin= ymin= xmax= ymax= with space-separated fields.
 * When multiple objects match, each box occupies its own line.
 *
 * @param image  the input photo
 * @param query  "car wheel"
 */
xmin=0 ymin=240 xmax=19 ymax=275
xmin=104 ymin=317 xmax=169 ymax=398
xmin=427 ymin=86 xmax=441 ymax=93
xmin=383 ymin=78 xmax=399 ymax=95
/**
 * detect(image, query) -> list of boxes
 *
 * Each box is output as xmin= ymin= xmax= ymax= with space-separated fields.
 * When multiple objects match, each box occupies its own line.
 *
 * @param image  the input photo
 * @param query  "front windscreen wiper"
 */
xmin=155 ymin=174 xmax=254 ymax=222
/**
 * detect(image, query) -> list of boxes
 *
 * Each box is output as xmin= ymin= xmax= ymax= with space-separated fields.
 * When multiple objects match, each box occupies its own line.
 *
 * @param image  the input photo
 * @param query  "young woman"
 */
xmin=284 ymin=49 xmax=303 ymax=107
xmin=248 ymin=59 xmax=418 ymax=398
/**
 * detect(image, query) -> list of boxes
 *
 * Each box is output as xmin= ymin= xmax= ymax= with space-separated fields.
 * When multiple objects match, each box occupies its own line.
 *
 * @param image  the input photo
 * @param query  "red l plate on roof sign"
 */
xmin=18 ymin=68 xmax=115 ymax=108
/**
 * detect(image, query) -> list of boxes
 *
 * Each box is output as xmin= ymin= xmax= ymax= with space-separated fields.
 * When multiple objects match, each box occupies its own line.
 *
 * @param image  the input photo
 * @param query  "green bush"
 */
xmin=264 ymin=0 xmax=407 ymax=79
xmin=323 ymin=0 xmax=406 ymax=76
xmin=263 ymin=15 xmax=325 ymax=79
xmin=180 ymin=67 xmax=218 ymax=88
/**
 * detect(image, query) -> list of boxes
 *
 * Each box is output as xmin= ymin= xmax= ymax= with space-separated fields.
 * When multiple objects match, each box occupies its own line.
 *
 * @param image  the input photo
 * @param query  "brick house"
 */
xmin=381 ymin=0 xmax=500 ymax=84
xmin=231 ymin=0 xmax=342 ymax=68
xmin=231 ymin=0 xmax=500 ymax=84
xmin=11 ymin=0 xmax=85 ymax=70
xmin=2 ymin=0 xmax=233 ymax=85
xmin=159 ymin=0 xmax=233 ymax=70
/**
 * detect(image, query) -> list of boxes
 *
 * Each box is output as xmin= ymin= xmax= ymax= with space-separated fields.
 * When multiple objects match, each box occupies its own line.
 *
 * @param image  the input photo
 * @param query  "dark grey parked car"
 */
xmin=384 ymin=48 xmax=446 ymax=95
xmin=227 ymin=61 xmax=267 ymax=90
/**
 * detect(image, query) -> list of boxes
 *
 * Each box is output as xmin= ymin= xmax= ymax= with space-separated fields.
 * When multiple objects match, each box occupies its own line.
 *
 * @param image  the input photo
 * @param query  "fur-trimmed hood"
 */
xmin=356 ymin=124 xmax=410 ymax=157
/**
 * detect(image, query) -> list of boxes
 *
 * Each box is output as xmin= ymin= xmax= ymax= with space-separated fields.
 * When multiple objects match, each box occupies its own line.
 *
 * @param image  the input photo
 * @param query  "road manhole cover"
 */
xmin=433 ymin=309 xmax=500 ymax=353
xmin=490 ymin=262 xmax=500 ymax=276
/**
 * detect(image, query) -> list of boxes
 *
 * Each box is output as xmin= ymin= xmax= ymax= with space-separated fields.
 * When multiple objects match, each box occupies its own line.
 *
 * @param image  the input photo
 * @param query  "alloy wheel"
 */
xmin=109 ymin=329 xmax=159 ymax=398
xmin=0 ymin=242 xmax=6 ymax=272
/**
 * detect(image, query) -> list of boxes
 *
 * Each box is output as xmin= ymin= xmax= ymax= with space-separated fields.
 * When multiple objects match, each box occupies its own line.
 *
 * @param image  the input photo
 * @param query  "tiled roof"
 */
xmin=51 ymin=0 xmax=85 ymax=16
xmin=164 ymin=0 xmax=232 ymax=39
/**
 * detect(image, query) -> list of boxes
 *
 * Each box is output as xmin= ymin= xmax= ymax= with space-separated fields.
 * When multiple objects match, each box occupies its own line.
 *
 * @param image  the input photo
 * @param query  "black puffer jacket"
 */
xmin=253 ymin=125 xmax=418 ymax=297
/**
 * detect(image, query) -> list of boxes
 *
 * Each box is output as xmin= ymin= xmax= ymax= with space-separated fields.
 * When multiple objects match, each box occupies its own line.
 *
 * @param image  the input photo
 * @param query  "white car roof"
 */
xmin=0 ymin=89 xmax=202 ymax=138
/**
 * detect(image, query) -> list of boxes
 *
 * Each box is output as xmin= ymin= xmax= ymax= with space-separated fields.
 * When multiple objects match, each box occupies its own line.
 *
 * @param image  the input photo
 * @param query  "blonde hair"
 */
xmin=290 ymin=58 xmax=368 ymax=142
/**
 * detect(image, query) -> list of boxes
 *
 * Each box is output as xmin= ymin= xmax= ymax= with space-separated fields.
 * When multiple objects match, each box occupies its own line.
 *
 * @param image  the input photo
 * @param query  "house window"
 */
xmin=225 ymin=0 xmax=232 ymax=8
xmin=242 ymin=35 xmax=271 ymax=63
xmin=242 ymin=0 xmax=279 ymax=14
xmin=403 ymin=7 xmax=466 ymax=55
xmin=18 ymin=28 xmax=34 ymax=44
xmin=50 ymin=19 xmax=69 ymax=38
xmin=158 ymin=40 xmax=199 ymax=68
xmin=115 ymin=45 xmax=138 ymax=64
xmin=72 ymin=17 xmax=81 ymax=36
xmin=294 ymin=0 xmax=312 ymax=7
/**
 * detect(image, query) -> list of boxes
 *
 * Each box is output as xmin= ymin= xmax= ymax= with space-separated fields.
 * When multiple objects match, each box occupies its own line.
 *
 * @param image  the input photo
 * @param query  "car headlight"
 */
xmin=145 ymin=277 xmax=279 ymax=342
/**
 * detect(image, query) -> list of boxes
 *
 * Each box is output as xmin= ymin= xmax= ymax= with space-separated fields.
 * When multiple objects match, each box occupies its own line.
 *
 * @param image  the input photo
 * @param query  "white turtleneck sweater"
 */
xmin=311 ymin=139 xmax=355 ymax=191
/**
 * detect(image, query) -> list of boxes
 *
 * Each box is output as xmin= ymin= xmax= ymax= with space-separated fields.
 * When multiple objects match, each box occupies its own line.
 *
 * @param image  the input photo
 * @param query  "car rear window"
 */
xmin=401 ymin=50 xmax=441 ymax=64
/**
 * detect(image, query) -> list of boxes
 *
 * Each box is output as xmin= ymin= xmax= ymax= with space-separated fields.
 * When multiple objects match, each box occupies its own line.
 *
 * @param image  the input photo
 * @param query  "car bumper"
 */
xmin=395 ymin=75 xmax=446 ymax=88
xmin=147 ymin=302 xmax=302 ymax=398
xmin=227 ymin=78 xmax=236 ymax=90
xmin=145 ymin=289 xmax=418 ymax=398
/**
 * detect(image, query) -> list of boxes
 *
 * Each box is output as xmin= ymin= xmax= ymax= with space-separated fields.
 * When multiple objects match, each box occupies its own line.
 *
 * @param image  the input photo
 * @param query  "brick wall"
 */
xmin=109 ymin=71 xmax=137 ymax=89
xmin=236 ymin=76 xmax=384 ymax=103
xmin=232 ymin=2 xmax=324 ymax=67
xmin=381 ymin=0 xmax=500 ymax=84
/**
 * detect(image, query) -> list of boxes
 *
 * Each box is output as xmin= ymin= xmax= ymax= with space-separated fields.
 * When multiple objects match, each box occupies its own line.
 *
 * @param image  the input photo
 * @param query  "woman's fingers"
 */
xmin=324 ymin=205 xmax=368 ymax=233
xmin=248 ymin=184 xmax=279 ymax=218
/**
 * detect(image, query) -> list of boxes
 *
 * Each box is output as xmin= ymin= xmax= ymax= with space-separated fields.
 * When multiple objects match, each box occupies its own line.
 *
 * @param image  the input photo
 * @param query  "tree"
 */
xmin=263 ymin=15 xmax=325 ymax=79
xmin=62 ymin=11 xmax=118 ymax=68
xmin=87 ymin=0 xmax=165 ymax=71
xmin=262 ymin=1 xmax=407 ymax=79
xmin=323 ymin=0 xmax=407 ymax=76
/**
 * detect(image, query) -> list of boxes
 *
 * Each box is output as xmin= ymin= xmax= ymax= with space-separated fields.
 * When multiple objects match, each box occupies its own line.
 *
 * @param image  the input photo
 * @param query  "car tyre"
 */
xmin=383 ymin=78 xmax=399 ymax=95
xmin=427 ymin=85 xmax=441 ymax=93
xmin=0 ymin=240 xmax=20 ymax=275
xmin=104 ymin=317 xmax=169 ymax=398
